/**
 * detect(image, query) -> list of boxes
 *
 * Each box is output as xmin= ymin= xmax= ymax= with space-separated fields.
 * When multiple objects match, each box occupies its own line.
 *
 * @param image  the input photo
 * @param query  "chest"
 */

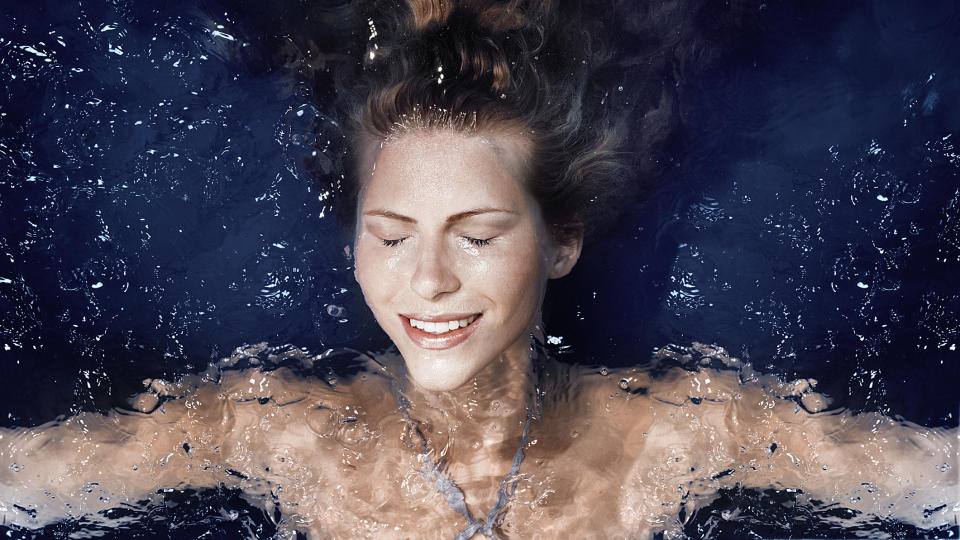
xmin=266 ymin=413 xmax=643 ymax=539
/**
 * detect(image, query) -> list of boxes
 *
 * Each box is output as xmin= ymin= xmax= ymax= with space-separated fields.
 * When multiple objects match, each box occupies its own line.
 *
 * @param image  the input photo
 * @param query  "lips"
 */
xmin=399 ymin=313 xmax=482 ymax=350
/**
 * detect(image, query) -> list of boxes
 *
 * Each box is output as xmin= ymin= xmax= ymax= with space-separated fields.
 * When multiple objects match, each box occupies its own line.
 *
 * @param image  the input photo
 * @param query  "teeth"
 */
xmin=408 ymin=315 xmax=478 ymax=334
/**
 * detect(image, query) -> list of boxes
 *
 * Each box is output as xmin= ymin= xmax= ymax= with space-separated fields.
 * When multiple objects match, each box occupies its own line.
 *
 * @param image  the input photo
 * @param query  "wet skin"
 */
xmin=1 ymin=351 xmax=954 ymax=538
xmin=354 ymin=130 xmax=580 ymax=393
xmin=0 ymin=131 xmax=956 ymax=537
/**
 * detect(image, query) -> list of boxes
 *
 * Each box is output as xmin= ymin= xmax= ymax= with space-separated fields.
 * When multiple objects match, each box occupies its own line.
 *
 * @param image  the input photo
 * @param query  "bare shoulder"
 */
xmin=121 ymin=356 xmax=400 ymax=485
xmin=562 ymin=363 xmax=756 ymax=447
xmin=558 ymin=364 xmax=657 ymax=447
xmin=151 ymin=358 xmax=403 ymax=514
xmin=132 ymin=356 xmax=395 ymax=425
xmin=0 ymin=355 xmax=402 ymax=532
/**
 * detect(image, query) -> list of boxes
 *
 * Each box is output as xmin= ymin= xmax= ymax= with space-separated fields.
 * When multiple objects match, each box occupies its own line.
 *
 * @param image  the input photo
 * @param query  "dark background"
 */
xmin=1 ymin=0 xmax=957 ymax=426
xmin=0 ymin=0 xmax=958 ymax=536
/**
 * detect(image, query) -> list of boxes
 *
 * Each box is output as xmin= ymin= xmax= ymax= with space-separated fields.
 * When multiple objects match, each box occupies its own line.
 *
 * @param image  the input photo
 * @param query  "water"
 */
xmin=0 ymin=0 xmax=957 ymax=538
xmin=549 ymin=0 xmax=960 ymax=427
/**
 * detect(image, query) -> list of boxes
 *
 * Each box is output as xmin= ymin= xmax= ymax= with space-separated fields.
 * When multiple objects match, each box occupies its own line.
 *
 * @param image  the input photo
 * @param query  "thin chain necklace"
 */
xmin=390 ymin=359 xmax=543 ymax=539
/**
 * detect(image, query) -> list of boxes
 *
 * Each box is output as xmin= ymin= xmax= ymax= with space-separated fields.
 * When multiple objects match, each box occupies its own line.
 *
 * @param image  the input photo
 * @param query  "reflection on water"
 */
xmin=1 ymin=343 xmax=955 ymax=537
xmin=1 ymin=0 xmax=958 ymax=537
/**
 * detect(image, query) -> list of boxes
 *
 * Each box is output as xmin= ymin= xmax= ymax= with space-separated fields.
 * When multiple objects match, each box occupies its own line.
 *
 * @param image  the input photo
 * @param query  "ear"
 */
xmin=547 ymin=224 xmax=583 ymax=279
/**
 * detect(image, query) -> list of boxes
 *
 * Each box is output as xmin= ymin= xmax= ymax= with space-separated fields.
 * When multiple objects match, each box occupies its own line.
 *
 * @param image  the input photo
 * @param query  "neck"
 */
xmin=396 ymin=338 xmax=538 ymax=452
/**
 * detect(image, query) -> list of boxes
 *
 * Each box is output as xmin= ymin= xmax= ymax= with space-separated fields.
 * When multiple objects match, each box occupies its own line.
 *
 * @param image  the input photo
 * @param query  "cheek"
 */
xmin=353 ymin=241 xmax=392 ymax=306
xmin=487 ymin=241 xmax=546 ymax=315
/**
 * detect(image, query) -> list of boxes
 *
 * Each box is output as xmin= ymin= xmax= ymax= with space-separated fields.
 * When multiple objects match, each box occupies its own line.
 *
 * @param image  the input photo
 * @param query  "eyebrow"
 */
xmin=362 ymin=207 xmax=516 ymax=224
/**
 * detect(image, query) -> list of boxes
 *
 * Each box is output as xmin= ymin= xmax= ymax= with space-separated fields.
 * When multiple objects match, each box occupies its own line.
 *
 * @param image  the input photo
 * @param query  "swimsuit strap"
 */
xmin=390 ymin=376 xmax=541 ymax=540
xmin=475 ymin=408 xmax=536 ymax=538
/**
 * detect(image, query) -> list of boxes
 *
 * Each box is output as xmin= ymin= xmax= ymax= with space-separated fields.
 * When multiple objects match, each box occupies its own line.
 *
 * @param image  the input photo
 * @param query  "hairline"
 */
xmin=351 ymin=122 xmax=535 ymax=234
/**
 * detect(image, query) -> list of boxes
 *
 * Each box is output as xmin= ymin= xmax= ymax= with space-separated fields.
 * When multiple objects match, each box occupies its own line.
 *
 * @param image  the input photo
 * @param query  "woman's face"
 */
xmin=353 ymin=130 xmax=580 ymax=392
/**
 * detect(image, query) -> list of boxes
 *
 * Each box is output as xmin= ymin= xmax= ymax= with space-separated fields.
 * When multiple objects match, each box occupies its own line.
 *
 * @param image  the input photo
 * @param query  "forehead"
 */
xmin=360 ymin=130 xmax=532 ymax=212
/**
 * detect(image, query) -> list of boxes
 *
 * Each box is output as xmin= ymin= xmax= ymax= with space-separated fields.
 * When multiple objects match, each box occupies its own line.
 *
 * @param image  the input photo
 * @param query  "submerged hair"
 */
xmin=335 ymin=0 xmax=633 ymax=244
xmin=318 ymin=0 xmax=759 ymax=243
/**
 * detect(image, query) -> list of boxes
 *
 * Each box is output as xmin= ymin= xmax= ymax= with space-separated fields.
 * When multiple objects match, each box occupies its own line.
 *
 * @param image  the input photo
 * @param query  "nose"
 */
xmin=410 ymin=238 xmax=461 ymax=300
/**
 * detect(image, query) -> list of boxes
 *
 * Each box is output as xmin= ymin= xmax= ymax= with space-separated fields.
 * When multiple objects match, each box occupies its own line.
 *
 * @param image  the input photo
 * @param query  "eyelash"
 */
xmin=464 ymin=237 xmax=492 ymax=247
xmin=379 ymin=237 xmax=493 ymax=247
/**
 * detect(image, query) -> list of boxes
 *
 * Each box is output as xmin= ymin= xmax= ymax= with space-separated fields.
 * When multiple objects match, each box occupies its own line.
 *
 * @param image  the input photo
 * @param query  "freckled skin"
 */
xmin=0 ymin=132 xmax=956 ymax=537
xmin=354 ymin=130 xmax=570 ymax=392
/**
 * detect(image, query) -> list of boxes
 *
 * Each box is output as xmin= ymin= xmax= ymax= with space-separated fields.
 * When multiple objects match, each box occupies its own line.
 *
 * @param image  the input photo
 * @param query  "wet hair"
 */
xmin=335 ymin=0 xmax=632 ymax=245
xmin=200 ymin=0 xmax=759 ymax=242
xmin=313 ymin=0 xmax=760 ymax=244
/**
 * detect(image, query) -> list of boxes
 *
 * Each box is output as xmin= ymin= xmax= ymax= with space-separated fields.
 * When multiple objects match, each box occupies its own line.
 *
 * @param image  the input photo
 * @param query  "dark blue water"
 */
xmin=554 ymin=0 xmax=960 ymax=429
xmin=1 ymin=0 xmax=957 ymax=538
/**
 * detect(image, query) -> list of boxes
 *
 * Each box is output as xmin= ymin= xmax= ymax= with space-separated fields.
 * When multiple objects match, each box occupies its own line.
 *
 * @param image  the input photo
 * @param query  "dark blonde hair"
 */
xmin=336 ymin=0 xmax=631 ymax=244
xmin=327 ymin=0 xmax=757 ymax=243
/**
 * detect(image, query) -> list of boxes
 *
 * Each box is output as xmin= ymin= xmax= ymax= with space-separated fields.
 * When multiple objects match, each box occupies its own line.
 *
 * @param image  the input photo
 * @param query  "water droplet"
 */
xmin=618 ymin=379 xmax=630 ymax=390
xmin=599 ymin=367 xmax=609 ymax=376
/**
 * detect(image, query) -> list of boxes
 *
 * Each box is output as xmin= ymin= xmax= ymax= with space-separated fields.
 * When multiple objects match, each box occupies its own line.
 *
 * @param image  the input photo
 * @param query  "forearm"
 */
xmin=777 ymin=412 xmax=957 ymax=526
xmin=1 ymin=419 xmax=131 ymax=527
xmin=718 ymin=386 xmax=958 ymax=528
xmin=0 ymin=407 xmax=230 ymax=528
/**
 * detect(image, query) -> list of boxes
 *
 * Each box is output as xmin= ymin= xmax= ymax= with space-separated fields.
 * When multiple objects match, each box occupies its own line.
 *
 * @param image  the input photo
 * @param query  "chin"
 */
xmin=411 ymin=375 xmax=471 ymax=393
xmin=404 ymin=354 xmax=484 ymax=392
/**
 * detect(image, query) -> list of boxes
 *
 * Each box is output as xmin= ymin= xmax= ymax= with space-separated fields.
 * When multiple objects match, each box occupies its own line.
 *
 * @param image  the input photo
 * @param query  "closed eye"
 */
xmin=381 ymin=236 xmax=492 ymax=248
xmin=463 ymin=236 xmax=492 ymax=247
xmin=381 ymin=238 xmax=407 ymax=247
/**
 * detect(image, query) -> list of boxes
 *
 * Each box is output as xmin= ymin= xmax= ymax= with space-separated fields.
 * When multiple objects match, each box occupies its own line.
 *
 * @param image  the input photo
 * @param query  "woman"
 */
xmin=1 ymin=0 xmax=956 ymax=538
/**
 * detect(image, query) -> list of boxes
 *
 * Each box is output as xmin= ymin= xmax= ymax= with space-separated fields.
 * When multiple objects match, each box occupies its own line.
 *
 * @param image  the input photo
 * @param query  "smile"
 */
xmin=408 ymin=314 xmax=480 ymax=334
xmin=399 ymin=313 xmax=482 ymax=350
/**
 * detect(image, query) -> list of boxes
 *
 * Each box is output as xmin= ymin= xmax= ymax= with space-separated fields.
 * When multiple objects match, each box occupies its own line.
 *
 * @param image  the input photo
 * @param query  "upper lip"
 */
xmin=400 ymin=312 xmax=481 ymax=322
